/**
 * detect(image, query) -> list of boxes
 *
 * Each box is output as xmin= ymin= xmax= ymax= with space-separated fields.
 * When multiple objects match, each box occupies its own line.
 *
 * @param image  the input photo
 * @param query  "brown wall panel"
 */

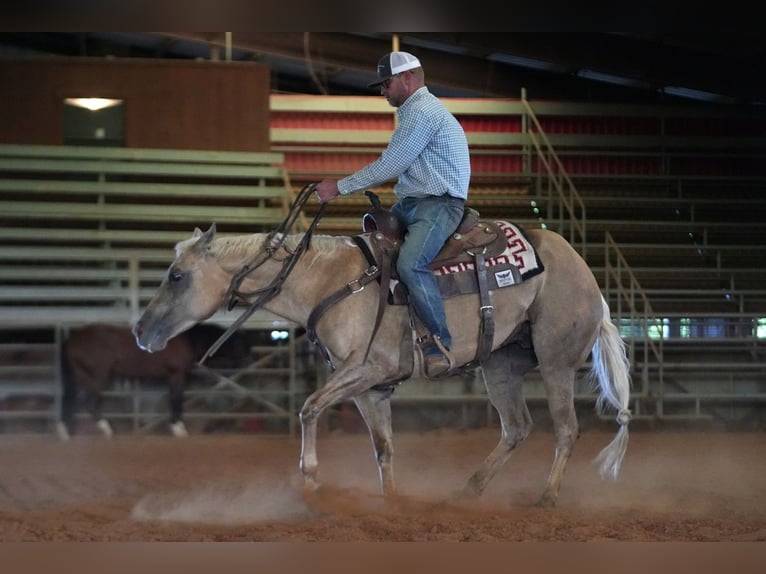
xmin=0 ymin=58 xmax=270 ymax=151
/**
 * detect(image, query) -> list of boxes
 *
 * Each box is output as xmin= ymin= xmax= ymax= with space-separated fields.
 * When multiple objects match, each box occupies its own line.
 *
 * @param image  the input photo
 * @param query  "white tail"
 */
xmin=589 ymin=296 xmax=632 ymax=479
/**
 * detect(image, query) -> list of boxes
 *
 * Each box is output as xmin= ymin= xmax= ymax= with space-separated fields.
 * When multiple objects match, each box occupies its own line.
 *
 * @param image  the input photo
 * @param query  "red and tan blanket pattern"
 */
xmin=433 ymin=221 xmax=543 ymax=284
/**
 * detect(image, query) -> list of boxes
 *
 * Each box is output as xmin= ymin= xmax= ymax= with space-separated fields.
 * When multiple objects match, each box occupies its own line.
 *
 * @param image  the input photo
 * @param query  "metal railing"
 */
xmin=603 ymin=231 xmax=665 ymax=415
xmin=521 ymin=88 xmax=588 ymax=260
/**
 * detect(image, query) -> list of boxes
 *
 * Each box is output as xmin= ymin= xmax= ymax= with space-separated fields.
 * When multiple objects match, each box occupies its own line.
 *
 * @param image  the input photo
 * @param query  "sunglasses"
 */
xmin=381 ymin=73 xmax=402 ymax=89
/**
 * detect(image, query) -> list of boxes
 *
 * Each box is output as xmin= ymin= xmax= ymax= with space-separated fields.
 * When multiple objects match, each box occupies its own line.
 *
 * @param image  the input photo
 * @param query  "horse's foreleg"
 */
xmin=298 ymin=362 xmax=380 ymax=493
xmin=298 ymin=412 xmax=321 ymax=492
xmin=84 ymin=386 xmax=113 ymax=439
xmin=537 ymin=365 xmax=578 ymax=507
xmin=461 ymin=346 xmax=534 ymax=499
xmin=167 ymin=377 xmax=188 ymax=438
xmin=353 ymin=387 xmax=396 ymax=496
xmin=298 ymin=396 xmax=324 ymax=492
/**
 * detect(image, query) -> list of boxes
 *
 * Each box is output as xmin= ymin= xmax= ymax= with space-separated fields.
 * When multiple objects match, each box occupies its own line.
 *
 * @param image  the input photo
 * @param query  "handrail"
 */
xmin=604 ymin=231 xmax=665 ymax=409
xmin=520 ymin=88 xmax=588 ymax=259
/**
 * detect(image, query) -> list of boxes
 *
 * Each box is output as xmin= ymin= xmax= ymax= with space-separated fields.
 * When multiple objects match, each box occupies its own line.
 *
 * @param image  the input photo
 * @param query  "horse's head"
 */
xmin=133 ymin=224 xmax=228 ymax=352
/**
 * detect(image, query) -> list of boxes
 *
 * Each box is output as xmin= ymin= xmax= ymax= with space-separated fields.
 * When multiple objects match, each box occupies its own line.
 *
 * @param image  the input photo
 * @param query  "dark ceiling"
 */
xmin=2 ymin=32 xmax=765 ymax=107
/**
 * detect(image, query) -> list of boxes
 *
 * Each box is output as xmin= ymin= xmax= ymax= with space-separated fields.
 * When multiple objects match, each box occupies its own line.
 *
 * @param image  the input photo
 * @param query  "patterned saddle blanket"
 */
xmin=357 ymin=217 xmax=544 ymax=302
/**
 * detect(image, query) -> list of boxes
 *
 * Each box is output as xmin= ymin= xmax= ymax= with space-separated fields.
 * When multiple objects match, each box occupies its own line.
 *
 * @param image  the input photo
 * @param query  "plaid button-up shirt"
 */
xmin=338 ymin=87 xmax=471 ymax=200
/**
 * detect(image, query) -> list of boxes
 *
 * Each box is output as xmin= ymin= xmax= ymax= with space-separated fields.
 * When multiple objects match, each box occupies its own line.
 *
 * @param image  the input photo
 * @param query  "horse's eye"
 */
xmin=169 ymin=270 xmax=184 ymax=283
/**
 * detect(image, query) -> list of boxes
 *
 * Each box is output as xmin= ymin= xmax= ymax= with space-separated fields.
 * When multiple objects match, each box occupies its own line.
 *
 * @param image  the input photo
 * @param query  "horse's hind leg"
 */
xmin=352 ymin=386 xmax=396 ymax=495
xmin=537 ymin=364 xmax=578 ymax=507
xmin=460 ymin=343 xmax=536 ymax=499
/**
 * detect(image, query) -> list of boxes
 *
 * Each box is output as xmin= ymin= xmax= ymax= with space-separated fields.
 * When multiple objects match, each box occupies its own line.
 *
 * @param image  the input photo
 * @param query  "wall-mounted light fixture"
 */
xmin=63 ymin=98 xmax=125 ymax=146
xmin=64 ymin=97 xmax=124 ymax=112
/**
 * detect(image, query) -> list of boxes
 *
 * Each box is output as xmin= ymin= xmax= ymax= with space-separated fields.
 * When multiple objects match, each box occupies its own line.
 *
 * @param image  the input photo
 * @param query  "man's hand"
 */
xmin=315 ymin=179 xmax=341 ymax=203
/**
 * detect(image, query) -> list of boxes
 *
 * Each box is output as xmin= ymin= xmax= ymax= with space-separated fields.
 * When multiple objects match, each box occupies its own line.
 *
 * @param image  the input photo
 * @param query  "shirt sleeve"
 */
xmin=337 ymin=107 xmax=436 ymax=195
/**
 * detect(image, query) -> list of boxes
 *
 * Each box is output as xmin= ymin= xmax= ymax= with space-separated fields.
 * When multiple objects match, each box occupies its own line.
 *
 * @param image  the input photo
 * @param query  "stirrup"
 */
xmin=420 ymin=335 xmax=457 ymax=377
xmin=431 ymin=335 xmax=456 ymax=368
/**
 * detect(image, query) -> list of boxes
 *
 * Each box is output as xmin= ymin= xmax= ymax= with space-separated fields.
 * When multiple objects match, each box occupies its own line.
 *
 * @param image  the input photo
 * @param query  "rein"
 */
xmin=199 ymin=183 xmax=326 ymax=363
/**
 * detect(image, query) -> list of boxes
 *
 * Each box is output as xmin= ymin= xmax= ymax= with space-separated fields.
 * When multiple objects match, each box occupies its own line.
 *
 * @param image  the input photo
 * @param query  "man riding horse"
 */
xmin=315 ymin=51 xmax=471 ymax=378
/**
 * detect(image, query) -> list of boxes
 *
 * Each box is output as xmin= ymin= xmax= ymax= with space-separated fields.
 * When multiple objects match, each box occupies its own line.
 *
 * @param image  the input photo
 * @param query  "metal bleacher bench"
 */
xmin=0 ymin=144 xmax=294 ymax=325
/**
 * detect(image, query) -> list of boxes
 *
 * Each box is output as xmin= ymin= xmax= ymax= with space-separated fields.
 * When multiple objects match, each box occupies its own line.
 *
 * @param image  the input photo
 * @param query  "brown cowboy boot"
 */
xmin=423 ymin=335 xmax=455 ymax=378
xmin=425 ymin=352 xmax=451 ymax=377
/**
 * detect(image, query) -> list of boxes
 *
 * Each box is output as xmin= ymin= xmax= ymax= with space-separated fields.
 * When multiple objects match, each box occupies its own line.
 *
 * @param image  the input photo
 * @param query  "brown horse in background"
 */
xmin=57 ymin=322 xmax=250 ymax=440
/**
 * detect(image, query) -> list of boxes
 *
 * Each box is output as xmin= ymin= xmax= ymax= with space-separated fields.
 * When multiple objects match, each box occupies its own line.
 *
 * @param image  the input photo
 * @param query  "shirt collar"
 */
xmin=398 ymin=86 xmax=430 ymax=115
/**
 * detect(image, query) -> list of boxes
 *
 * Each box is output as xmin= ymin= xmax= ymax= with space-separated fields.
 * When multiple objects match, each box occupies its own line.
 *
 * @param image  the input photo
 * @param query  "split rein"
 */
xmin=199 ymin=183 xmax=326 ymax=363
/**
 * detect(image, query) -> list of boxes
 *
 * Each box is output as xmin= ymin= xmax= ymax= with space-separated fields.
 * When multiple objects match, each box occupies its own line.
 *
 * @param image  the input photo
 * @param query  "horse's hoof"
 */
xmin=453 ymin=486 xmax=480 ymax=502
xmin=55 ymin=422 xmax=71 ymax=442
xmin=96 ymin=419 xmax=114 ymax=439
xmin=302 ymin=477 xmax=321 ymax=494
xmin=454 ymin=475 xmax=483 ymax=501
xmin=299 ymin=482 xmax=334 ymax=518
xmin=169 ymin=421 xmax=189 ymax=437
xmin=536 ymin=494 xmax=557 ymax=508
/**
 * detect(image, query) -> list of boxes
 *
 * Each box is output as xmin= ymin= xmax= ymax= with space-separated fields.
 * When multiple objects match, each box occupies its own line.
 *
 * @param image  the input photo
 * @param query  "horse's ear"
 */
xmin=191 ymin=224 xmax=214 ymax=239
xmin=201 ymin=223 xmax=216 ymax=243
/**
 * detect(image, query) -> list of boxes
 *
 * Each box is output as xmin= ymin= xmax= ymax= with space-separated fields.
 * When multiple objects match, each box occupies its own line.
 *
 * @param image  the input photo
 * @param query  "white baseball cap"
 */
xmin=368 ymin=51 xmax=422 ymax=88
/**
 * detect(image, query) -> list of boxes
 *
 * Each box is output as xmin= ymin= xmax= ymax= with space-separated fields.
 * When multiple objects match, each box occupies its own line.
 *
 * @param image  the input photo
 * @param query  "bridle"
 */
xmin=199 ymin=183 xmax=326 ymax=363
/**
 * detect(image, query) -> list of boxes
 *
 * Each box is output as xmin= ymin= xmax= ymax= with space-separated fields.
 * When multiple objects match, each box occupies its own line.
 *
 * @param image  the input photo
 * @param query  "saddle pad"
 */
xmin=386 ymin=221 xmax=545 ymax=303
xmin=433 ymin=221 xmax=544 ymax=285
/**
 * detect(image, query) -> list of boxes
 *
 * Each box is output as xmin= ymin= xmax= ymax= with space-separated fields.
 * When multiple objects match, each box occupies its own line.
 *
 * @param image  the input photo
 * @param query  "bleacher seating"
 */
xmin=270 ymin=94 xmax=766 ymax=425
xmin=0 ymin=144 xmax=293 ymax=325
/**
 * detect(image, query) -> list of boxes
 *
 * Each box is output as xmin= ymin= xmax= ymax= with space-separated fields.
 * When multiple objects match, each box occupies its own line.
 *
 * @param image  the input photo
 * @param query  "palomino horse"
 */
xmin=58 ymin=322 xmax=250 ymax=440
xmin=133 ymin=213 xmax=631 ymax=507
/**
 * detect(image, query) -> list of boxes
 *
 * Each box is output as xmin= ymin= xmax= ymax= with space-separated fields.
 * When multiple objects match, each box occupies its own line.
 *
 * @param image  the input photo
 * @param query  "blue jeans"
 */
xmin=391 ymin=195 xmax=465 ymax=351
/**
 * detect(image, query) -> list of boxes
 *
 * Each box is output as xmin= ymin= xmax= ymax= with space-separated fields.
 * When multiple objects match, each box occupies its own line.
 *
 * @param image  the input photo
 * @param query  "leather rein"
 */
xmin=199 ymin=183 xmax=326 ymax=363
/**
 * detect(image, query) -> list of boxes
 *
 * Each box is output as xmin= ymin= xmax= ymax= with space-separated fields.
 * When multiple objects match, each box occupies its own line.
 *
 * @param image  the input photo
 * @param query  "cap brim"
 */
xmin=367 ymin=76 xmax=390 ymax=88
